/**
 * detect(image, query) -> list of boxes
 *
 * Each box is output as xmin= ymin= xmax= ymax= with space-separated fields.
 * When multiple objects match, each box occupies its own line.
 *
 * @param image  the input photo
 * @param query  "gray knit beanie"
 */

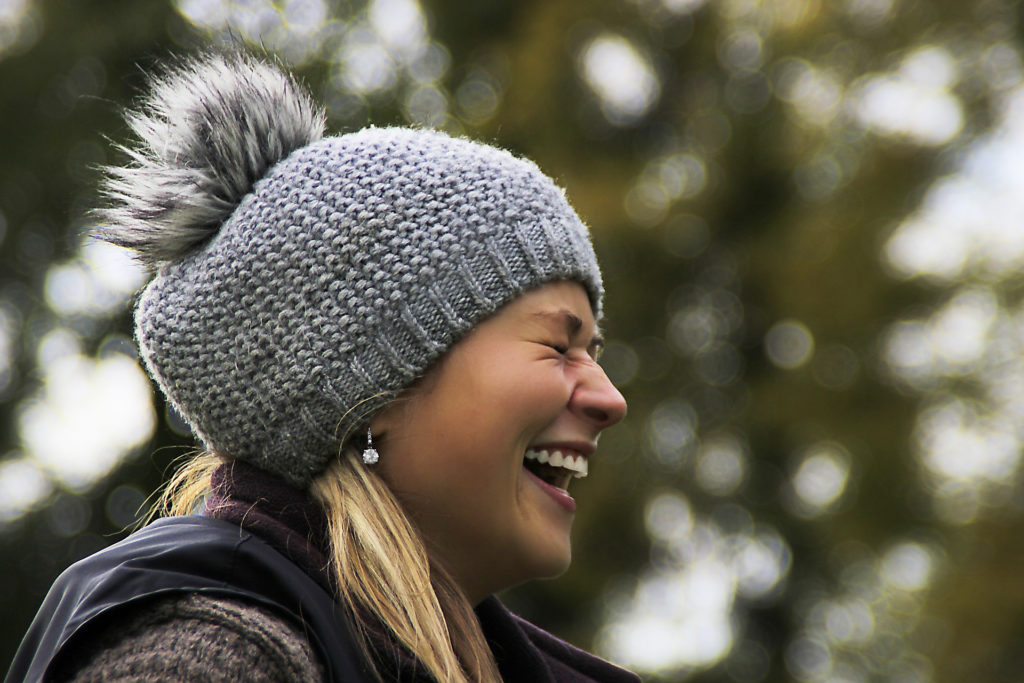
xmin=98 ymin=54 xmax=603 ymax=489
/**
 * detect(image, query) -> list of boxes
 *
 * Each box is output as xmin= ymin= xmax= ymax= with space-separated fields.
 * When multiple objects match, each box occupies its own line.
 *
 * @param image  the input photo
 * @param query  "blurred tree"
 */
xmin=4 ymin=0 xmax=1024 ymax=681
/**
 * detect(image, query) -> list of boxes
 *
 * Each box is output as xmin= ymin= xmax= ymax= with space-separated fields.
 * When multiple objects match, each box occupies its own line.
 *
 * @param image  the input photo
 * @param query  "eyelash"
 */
xmin=545 ymin=343 xmax=606 ymax=362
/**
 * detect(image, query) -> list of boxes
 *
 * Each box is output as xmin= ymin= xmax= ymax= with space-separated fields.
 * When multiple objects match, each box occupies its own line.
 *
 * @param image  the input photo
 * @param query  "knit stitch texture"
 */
xmin=53 ymin=593 xmax=323 ymax=681
xmin=116 ymin=58 xmax=603 ymax=487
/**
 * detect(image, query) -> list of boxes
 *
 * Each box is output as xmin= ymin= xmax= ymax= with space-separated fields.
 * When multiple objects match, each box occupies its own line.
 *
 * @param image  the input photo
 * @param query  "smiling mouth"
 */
xmin=523 ymin=448 xmax=589 ymax=491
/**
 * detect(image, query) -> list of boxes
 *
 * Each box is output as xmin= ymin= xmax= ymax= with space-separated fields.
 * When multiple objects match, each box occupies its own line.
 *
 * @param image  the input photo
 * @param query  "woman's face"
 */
xmin=372 ymin=281 xmax=627 ymax=604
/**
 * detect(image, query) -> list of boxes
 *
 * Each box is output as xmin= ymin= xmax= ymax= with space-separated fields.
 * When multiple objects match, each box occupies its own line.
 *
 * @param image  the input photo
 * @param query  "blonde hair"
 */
xmin=151 ymin=449 xmax=501 ymax=682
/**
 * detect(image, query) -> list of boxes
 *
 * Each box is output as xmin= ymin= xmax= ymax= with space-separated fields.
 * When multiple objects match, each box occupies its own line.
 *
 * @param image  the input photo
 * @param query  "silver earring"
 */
xmin=362 ymin=427 xmax=379 ymax=465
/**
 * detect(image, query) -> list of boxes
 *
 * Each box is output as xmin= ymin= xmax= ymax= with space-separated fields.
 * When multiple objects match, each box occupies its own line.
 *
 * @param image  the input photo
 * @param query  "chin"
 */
xmin=523 ymin=543 xmax=573 ymax=582
xmin=495 ymin=556 xmax=572 ymax=596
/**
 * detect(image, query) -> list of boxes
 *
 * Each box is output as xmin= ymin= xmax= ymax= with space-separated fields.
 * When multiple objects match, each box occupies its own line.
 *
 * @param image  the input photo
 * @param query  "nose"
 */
xmin=572 ymin=363 xmax=627 ymax=429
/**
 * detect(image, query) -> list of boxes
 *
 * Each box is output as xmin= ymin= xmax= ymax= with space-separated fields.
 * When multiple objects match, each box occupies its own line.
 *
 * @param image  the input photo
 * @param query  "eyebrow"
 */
xmin=531 ymin=310 xmax=605 ymax=354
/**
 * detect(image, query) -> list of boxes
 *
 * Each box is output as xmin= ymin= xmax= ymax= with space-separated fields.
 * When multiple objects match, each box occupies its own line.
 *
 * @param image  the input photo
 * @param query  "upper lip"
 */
xmin=525 ymin=441 xmax=595 ymax=458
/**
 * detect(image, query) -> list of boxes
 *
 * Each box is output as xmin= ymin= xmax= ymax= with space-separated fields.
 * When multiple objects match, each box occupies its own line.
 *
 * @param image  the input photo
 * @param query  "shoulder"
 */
xmin=51 ymin=592 xmax=324 ymax=682
xmin=13 ymin=516 xmax=369 ymax=682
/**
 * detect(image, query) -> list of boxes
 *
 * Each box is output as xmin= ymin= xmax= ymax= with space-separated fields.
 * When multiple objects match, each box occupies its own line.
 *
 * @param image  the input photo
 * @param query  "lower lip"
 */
xmin=523 ymin=467 xmax=577 ymax=513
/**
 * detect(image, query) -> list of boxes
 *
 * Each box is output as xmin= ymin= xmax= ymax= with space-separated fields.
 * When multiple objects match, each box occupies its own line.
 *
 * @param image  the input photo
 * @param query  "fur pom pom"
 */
xmin=95 ymin=53 xmax=326 ymax=267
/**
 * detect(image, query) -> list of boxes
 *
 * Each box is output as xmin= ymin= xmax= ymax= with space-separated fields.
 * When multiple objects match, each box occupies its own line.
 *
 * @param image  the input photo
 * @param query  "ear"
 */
xmin=369 ymin=402 xmax=400 ymax=439
xmin=368 ymin=371 xmax=435 ymax=440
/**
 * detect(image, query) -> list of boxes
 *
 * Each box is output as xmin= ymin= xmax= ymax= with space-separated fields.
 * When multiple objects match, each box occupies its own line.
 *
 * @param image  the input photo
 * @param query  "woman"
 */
xmin=8 ymin=52 xmax=633 ymax=682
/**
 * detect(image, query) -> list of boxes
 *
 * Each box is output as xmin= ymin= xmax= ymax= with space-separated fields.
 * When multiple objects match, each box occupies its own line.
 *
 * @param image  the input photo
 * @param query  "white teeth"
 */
xmin=576 ymin=458 xmax=589 ymax=478
xmin=524 ymin=448 xmax=589 ymax=479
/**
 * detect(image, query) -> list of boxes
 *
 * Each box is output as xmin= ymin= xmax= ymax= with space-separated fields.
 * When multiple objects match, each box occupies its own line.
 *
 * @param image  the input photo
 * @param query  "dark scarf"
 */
xmin=205 ymin=461 xmax=638 ymax=683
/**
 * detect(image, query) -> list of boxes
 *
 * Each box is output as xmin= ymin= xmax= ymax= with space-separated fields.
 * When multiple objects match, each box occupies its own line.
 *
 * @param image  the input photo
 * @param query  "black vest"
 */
xmin=6 ymin=516 xmax=372 ymax=683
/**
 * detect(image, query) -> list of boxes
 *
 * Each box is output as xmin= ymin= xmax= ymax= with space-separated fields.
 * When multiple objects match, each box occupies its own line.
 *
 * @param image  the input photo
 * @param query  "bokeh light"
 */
xmin=647 ymin=398 xmax=699 ymax=469
xmin=601 ymin=492 xmax=790 ymax=675
xmin=786 ymin=538 xmax=938 ymax=681
xmin=44 ymin=240 xmax=146 ymax=318
xmin=0 ymin=0 xmax=39 ymax=59
xmin=1 ymin=240 xmax=152 ymax=526
xmin=885 ymin=84 xmax=1024 ymax=282
xmin=0 ymin=456 xmax=52 ymax=524
xmin=694 ymin=434 xmax=747 ymax=496
xmin=786 ymin=442 xmax=851 ymax=518
xmin=19 ymin=352 xmax=155 ymax=492
xmin=852 ymin=46 xmax=964 ymax=146
xmin=765 ymin=319 xmax=815 ymax=370
xmin=579 ymin=33 xmax=660 ymax=126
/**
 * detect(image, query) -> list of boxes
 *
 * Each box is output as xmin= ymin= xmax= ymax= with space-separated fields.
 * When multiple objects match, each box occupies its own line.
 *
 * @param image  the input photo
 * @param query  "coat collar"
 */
xmin=206 ymin=461 xmax=638 ymax=682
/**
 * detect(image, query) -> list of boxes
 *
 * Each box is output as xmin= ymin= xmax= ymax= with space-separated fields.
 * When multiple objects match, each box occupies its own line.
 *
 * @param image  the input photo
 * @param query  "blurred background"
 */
xmin=3 ymin=0 xmax=1024 ymax=680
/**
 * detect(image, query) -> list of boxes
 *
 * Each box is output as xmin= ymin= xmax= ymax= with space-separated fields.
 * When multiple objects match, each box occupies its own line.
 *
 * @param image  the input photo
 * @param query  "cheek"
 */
xmin=381 ymin=361 xmax=572 ymax=499
xmin=446 ymin=365 xmax=569 ymax=440
xmin=501 ymin=371 xmax=573 ymax=425
xmin=381 ymin=404 xmax=500 ymax=498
